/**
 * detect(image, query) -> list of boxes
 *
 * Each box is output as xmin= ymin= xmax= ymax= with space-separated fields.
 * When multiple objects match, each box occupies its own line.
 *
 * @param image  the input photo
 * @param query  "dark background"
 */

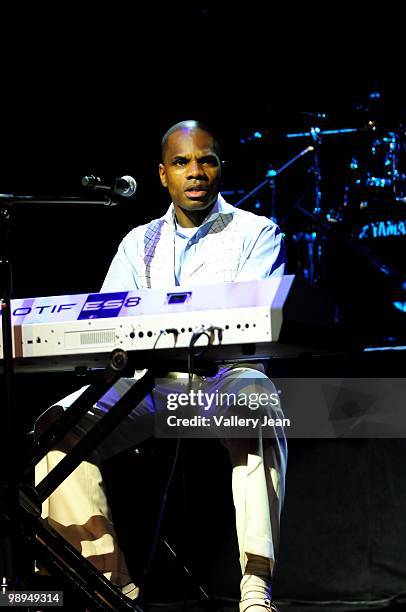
xmin=2 ymin=5 xmax=405 ymax=342
xmin=2 ymin=4 xmax=406 ymax=608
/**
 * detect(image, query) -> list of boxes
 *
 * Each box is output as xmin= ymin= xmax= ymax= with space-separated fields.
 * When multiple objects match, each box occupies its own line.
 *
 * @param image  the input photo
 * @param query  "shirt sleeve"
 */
xmin=235 ymin=222 xmax=286 ymax=281
xmin=100 ymin=235 xmax=140 ymax=292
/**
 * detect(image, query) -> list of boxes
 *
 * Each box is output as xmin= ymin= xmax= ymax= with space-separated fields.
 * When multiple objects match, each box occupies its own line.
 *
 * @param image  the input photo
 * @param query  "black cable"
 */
xmin=152 ymin=328 xmax=179 ymax=350
xmin=188 ymin=326 xmax=209 ymax=386
xmin=140 ymin=435 xmax=181 ymax=582
xmin=138 ymin=328 xmax=182 ymax=582
xmin=141 ymin=325 xmax=222 ymax=588
xmin=187 ymin=325 xmax=223 ymax=385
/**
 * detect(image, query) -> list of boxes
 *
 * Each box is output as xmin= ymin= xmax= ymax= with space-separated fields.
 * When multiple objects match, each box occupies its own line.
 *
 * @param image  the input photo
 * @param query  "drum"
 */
xmin=343 ymin=123 xmax=405 ymax=212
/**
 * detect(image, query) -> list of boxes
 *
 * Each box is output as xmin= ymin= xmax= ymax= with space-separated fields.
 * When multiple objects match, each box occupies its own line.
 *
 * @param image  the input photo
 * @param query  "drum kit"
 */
xmin=234 ymin=94 xmax=406 ymax=341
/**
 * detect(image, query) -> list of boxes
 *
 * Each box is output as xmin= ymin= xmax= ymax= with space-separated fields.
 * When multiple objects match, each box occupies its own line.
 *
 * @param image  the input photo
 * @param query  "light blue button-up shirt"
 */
xmin=101 ymin=195 xmax=285 ymax=291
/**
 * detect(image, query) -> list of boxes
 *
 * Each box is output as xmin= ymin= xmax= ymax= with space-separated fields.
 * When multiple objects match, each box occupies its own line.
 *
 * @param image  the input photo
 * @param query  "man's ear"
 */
xmin=159 ymin=163 xmax=168 ymax=188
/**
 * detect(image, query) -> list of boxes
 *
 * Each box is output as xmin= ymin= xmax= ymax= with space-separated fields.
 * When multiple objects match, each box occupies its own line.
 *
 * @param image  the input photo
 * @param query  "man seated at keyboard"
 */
xmin=35 ymin=120 xmax=287 ymax=612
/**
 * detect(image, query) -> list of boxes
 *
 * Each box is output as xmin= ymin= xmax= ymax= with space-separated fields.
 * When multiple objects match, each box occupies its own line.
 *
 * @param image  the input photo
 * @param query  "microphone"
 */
xmin=81 ymin=175 xmax=137 ymax=197
xmin=113 ymin=175 xmax=137 ymax=197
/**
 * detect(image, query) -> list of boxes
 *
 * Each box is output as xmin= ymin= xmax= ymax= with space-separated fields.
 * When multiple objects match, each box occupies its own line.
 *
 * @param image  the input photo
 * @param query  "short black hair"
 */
xmin=161 ymin=120 xmax=221 ymax=161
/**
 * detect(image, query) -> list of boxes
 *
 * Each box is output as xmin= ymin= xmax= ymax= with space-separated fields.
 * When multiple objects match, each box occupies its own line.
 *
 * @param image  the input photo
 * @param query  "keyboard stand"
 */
xmin=20 ymin=496 xmax=139 ymax=611
xmin=1 ymin=348 xmax=154 ymax=611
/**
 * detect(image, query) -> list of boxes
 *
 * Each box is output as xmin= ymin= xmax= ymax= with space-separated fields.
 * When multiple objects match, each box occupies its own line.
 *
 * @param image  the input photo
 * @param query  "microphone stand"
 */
xmin=285 ymin=125 xmax=365 ymax=285
xmin=0 ymin=203 xmax=17 ymax=587
xmin=0 ymin=194 xmax=118 ymax=207
xmin=308 ymin=127 xmax=323 ymax=284
xmin=233 ymin=146 xmax=314 ymax=222
xmin=294 ymin=204 xmax=406 ymax=283
xmin=0 ymin=191 xmax=118 ymax=588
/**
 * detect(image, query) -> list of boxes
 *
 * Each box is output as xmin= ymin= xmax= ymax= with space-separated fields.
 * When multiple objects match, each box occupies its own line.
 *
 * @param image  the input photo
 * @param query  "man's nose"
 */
xmin=187 ymin=160 xmax=206 ymax=178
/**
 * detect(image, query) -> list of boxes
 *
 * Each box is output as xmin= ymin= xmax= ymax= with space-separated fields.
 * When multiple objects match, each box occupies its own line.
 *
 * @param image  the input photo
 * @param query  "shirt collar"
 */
xmin=162 ymin=193 xmax=233 ymax=231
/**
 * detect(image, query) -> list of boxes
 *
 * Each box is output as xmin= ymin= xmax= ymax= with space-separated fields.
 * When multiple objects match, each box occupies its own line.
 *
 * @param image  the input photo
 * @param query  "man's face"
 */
xmin=159 ymin=128 xmax=221 ymax=214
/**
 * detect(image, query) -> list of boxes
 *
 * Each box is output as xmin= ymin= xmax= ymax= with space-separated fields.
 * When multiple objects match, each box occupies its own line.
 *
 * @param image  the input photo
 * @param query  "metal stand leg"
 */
xmin=0 ymin=350 xmax=157 ymax=611
xmin=20 ymin=499 xmax=138 ymax=611
xmin=34 ymin=368 xmax=155 ymax=505
xmin=25 ymin=349 xmax=132 ymax=475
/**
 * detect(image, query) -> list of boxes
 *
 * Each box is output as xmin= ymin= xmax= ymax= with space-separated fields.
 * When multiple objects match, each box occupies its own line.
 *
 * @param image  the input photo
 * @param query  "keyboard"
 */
xmin=0 ymin=276 xmax=336 ymax=371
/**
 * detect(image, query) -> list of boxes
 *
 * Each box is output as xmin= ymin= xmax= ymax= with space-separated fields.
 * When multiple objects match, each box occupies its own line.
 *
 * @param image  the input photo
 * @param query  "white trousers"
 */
xmin=35 ymin=366 xmax=287 ymax=586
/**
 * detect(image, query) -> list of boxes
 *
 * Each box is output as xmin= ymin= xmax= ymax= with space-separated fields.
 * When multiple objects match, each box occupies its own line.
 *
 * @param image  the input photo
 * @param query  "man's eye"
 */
xmin=174 ymin=159 xmax=187 ymax=165
xmin=201 ymin=156 xmax=219 ymax=166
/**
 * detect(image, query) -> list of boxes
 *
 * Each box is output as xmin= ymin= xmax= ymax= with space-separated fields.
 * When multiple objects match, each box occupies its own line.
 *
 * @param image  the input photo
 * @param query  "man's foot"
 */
xmin=239 ymin=597 xmax=280 ymax=612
